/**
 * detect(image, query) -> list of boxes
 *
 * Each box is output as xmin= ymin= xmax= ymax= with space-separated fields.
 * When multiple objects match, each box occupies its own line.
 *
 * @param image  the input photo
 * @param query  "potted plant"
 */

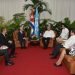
xmin=30 ymin=34 xmax=39 ymax=46
xmin=23 ymin=0 xmax=52 ymax=37
xmin=31 ymin=34 xmax=39 ymax=40
xmin=23 ymin=0 xmax=52 ymax=15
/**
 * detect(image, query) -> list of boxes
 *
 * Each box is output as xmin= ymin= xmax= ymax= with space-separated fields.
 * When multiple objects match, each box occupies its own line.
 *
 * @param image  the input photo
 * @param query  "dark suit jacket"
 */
xmin=0 ymin=33 xmax=8 ymax=46
xmin=0 ymin=33 xmax=15 ymax=55
xmin=18 ymin=31 xmax=26 ymax=42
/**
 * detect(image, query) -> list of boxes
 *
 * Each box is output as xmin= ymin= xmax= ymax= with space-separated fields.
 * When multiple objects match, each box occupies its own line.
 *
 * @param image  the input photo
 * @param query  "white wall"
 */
xmin=42 ymin=0 xmax=75 ymax=21
xmin=0 ymin=0 xmax=75 ymax=21
xmin=0 ymin=0 xmax=25 ymax=20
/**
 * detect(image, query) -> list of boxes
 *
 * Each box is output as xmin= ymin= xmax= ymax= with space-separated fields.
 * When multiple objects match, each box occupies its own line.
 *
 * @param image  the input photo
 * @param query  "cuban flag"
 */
xmin=34 ymin=7 xmax=39 ymax=39
xmin=29 ymin=9 xmax=35 ymax=36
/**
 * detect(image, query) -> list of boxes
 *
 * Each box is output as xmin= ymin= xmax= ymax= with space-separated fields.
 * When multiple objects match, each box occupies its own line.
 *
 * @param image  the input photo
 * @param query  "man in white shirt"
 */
xmin=50 ymin=24 xmax=69 ymax=58
xmin=42 ymin=26 xmax=55 ymax=49
xmin=56 ymin=24 xmax=69 ymax=43
xmin=54 ymin=29 xmax=75 ymax=67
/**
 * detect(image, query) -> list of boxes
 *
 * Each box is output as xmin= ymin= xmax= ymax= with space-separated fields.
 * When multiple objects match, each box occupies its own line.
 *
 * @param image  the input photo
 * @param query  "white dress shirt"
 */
xmin=43 ymin=30 xmax=55 ymax=38
xmin=63 ymin=35 xmax=75 ymax=49
xmin=60 ymin=28 xmax=69 ymax=39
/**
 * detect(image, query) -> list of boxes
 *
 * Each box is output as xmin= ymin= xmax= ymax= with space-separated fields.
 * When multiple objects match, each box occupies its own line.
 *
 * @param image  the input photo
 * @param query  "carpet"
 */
xmin=0 ymin=46 xmax=70 ymax=75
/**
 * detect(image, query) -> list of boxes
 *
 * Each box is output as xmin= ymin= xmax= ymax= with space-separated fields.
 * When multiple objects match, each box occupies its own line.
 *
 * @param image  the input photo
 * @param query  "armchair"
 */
xmin=40 ymin=37 xmax=55 ymax=48
xmin=63 ymin=55 xmax=75 ymax=74
xmin=13 ymin=30 xmax=28 ymax=48
xmin=40 ymin=31 xmax=56 ymax=48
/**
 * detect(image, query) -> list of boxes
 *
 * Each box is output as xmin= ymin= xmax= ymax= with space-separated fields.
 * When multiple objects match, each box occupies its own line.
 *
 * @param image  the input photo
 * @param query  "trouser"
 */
xmin=20 ymin=39 xmax=26 ymax=48
xmin=0 ymin=49 xmax=9 ymax=64
xmin=7 ymin=42 xmax=15 ymax=57
xmin=52 ymin=43 xmax=63 ymax=57
xmin=42 ymin=37 xmax=50 ymax=48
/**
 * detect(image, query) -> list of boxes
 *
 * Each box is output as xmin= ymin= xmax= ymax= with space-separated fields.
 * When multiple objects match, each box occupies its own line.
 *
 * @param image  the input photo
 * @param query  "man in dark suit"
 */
xmin=18 ymin=25 xmax=27 ymax=49
xmin=0 ymin=27 xmax=15 ymax=66
xmin=0 ymin=28 xmax=15 ymax=58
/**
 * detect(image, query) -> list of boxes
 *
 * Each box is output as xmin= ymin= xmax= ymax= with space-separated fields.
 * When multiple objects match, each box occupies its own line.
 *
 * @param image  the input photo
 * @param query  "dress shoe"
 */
xmin=50 ymin=56 xmax=57 ymax=59
xmin=10 ymin=55 xmax=16 ymax=58
xmin=5 ymin=62 xmax=14 ymax=66
xmin=21 ymin=47 xmax=27 ymax=49
xmin=54 ymin=63 xmax=62 ymax=67
xmin=43 ymin=47 xmax=47 ymax=49
xmin=49 ymin=53 xmax=53 ymax=56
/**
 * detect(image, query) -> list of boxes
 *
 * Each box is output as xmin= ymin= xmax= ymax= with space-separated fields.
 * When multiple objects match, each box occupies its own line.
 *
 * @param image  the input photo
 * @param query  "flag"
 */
xmin=34 ymin=7 xmax=39 ymax=39
xmin=29 ymin=9 xmax=35 ymax=36
xmin=29 ymin=21 xmax=35 ymax=36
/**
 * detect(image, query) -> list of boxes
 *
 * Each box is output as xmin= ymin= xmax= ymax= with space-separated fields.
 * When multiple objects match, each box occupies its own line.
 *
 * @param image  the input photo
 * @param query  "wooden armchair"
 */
xmin=40 ymin=30 xmax=56 ymax=48
xmin=63 ymin=54 xmax=75 ymax=74
xmin=40 ymin=37 xmax=55 ymax=48
xmin=13 ymin=30 xmax=28 ymax=48
xmin=60 ymin=48 xmax=75 ymax=74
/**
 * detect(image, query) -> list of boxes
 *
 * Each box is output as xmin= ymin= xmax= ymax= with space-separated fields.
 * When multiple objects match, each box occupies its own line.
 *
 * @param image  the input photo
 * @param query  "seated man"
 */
xmin=54 ymin=29 xmax=75 ymax=66
xmin=18 ymin=24 xmax=27 ymax=49
xmin=0 ymin=46 xmax=14 ymax=66
xmin=56 ymin=24 xmax=69 ymax=43
xmin=0 ymin=27 xmax=15 ymax=58
xmin=42 ymin=25 xmax=55 ymax=49
xmin=50 ymin=24 xmax=69 ymax=58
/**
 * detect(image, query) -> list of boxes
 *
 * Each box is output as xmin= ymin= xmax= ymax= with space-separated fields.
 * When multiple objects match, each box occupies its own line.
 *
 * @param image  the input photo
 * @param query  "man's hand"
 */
xmin=23 ymin=37 xmax=27 ymax=40
xmin=56 ymin=37 xmax=63 ymax=43
xmin=8 ymin=40 xmax=12 ymax=44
